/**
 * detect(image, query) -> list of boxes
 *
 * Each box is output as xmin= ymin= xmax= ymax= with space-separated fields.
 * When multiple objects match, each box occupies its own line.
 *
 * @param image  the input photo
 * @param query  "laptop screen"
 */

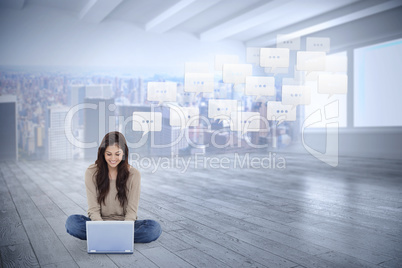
xmin=86 ymin=221 xmax=134 ymax=254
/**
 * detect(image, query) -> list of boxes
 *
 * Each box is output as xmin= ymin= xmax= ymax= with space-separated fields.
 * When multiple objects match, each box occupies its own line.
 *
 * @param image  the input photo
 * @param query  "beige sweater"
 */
xmin=85 ymin=164 xmax=141 ymax=221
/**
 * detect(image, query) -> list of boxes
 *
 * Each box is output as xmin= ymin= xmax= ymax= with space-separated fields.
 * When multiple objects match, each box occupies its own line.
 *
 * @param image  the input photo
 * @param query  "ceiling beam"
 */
xmin=79 ymin=0 xmax=97 ymax=20
xmin=246 ymin=0 xmax=402 ymax=47
xmin=146 ymin=0 xmax=221 ymax=33
xmin=145 ymin=0 xmax=198 ymax=32
xmin=199 ymin=0 xmax=294 ymax=42
xmin=79 ymin=0 xmax=123 ymax=24
xmin=0 ymin=0 xmax=25 ymax=9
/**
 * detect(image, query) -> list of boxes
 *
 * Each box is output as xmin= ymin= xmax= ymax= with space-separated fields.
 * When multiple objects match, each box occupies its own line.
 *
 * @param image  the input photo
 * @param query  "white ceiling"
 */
xmin=1 ymin=0 xmax=400 ymax=46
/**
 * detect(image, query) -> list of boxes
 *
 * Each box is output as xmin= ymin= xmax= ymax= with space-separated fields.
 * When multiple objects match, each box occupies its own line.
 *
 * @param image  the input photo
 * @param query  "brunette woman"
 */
xmin=65 ymin=131 xmax=161 ymax=243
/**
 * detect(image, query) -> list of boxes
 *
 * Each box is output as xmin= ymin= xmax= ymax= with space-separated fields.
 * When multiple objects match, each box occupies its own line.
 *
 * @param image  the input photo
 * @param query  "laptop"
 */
xmin=86 ymin=221 xmax=134 ymax=254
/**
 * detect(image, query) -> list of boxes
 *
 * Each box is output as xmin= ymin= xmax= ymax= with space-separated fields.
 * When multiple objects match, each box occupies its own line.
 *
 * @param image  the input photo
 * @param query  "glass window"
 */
xmin=354 ymin=38 xmax=402 ymax=127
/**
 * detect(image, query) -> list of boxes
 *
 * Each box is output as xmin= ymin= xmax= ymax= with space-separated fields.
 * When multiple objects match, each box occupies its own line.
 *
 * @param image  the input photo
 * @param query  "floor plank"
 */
xmin=22 ymin=218 xmax=74 ymax=266
xmin=0 ymin=243 xmax=40 ymax=268
xmin=139 ymin=246 xmax=194 ymax=268
xmin=174 ymin=247 xmax=231 ymax=268
xmin=106 ymin=251 xmax=159 ymax=268
xmin=0 ymin=152 xmax=401 ymax=268
xmin=58 ymin=234 xmax=118 ymax=268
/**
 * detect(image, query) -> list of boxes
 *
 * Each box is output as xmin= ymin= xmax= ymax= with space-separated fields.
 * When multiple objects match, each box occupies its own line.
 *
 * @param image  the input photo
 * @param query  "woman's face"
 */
xmin=104 ymin=144 xmax=124 ymax=170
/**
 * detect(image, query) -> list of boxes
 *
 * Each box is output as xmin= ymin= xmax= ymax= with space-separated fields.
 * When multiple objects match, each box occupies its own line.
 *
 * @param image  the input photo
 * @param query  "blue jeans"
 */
xmin=65 ymin=214 xmax=162 ymax=243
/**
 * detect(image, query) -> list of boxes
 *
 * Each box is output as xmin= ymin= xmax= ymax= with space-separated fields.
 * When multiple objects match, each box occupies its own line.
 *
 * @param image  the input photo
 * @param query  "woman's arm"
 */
xmin=85 ymin=167 xmax=103 ymax=221
xmin=124 ymin=168 xmax=141 ymax=221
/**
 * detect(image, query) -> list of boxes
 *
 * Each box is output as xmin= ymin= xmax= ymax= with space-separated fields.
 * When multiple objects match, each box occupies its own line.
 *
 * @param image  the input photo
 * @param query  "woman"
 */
xmin=65 ymin=131 xmax=162 ymax=243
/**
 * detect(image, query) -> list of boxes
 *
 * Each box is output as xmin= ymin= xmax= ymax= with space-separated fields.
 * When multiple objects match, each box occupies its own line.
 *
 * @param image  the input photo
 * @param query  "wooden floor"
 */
xmin=1 ymin=152 xmax=402 ymax=268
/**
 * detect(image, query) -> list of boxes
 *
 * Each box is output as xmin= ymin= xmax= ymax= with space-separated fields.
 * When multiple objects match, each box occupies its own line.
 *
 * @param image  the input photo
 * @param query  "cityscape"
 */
xmin=0 ymin=65 xmax=299 ymax=162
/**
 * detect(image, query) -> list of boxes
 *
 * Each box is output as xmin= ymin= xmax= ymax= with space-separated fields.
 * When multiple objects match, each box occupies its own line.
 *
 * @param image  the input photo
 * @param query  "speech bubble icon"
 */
xmin=214 ymin=84 xmax=229 ymax=99
xmin=181 ymin=92 xmax=195 ymax=104
xmin=304 ymin=71 xmax=319 ymax=81
xmin=208 ymin=99 xmax=238 ymax=121
xmin=263 ymin=67 xmax=288 ymax=76
xmin=184 ymin=107 xmax=199 ymax=127
xmin=306 ymin=37 xmax=330 ymax=52
xmin=215 ymin=54 xmax=239 ymax=72
xmin=169 ymin=106 xmax=199 ymax=129
xmin=246 ymin=47 xmax=261 ymax=65
xmin=222 ymin=64 xmax=253 ymax=85
xmin=260 ymin=48 xmax=290 ymax=73
xmin=184 ymin=73 xmax=214 ymax=94
xmin=281 ymin=85 xmax=311 ymax=110
xmin=147 ymin=82 xmax=177 ymax=105
xmin=132 ymin=112 xmax=162 ymax=137
xmin=318 ymin=74 xmax=348 ymax=98
xmin=325 ymin=55 xmax=347 ymax=73
xmin=276 ymin=34 xmax=301 ymax=50
xmin=282 ymin=77 xmax=304 ymax=86
xmin=267 ymin=101 xmax=296 ymax=125
xmin=296 ymin=51 xmax=326 ymax=73
xmin=245 ymin=76 xmax=275 ymax=101
xmin=185 ymin=62 xmax=209 ymax=73
xmin=230 ymin=111 xmax=261 ymax=135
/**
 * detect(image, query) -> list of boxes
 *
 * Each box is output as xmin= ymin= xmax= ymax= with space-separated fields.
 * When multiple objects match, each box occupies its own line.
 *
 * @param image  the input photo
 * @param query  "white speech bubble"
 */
xmin=185 ymin=62 xmax=209 ymax=73
xmin=296 ymin=51 xmax=326 ymax=72
xmin=246 ymin=47 xmax=261 ymax=65
xmin=184 ymin=73 xmax=214 ymax=94
xmin=260 ymin=48 xmax=290 ymax=73
xmin=325 ymin=56 xmax=347 ymax=73
xmin=208 ymin=99 xmax=238 ymax=121
xmin=281 ymin=85 xmax=311 ymax=109
xmin=276 ymin=34 xmax=301 ymax=50
xmin=304 ymin=71 xmax=319 ymax=81
xmin=282 ymin=77 xmax=304 ymax=86
xmin=132 ymin=112 xmax=162 ymax=137
xmin=306 ymin=37 xmax=330 ymax=52
xmin=245 ymin=76 xmax=275 ymax=100
xmin=147 ymin=82 xmax=177 ymax=105
xmin=214 ymin=84 xmax=229 ymax=99
xmin=267 ymin=101 xmax=296 ymax=125
xmin=222 ymin=64 xmax=253 ymax=85
xmin=181 ymin=92 xmax=195 ymax=103
xmin=318 ymin=74 xmax=348 ymax=98
xmin=304 ymin=55 xmax=346 ymax=82
xmin=263 ymin=67 xmax=288 ymax=75
xmin=230 ymin=111 xmax=261 ymax=134
xmin=169 ymin=106 xmax=199 ymax=129
xmin=215 ymin=55 xmax=239 ymax=72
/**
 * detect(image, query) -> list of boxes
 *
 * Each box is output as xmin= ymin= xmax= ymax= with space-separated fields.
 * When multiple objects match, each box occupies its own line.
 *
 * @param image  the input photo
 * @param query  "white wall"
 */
xmin=300 ymin=129 xmax=402 ymax=160
xmin=0 ymin=5 xmax=246 ymax=76
xmin=299 ymin=6 xmax=402 ymax=160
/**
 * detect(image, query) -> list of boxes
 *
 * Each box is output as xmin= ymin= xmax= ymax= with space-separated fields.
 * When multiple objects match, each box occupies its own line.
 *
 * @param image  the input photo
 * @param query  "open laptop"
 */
xmin=86 ymin=221 xmax=134 ymax=254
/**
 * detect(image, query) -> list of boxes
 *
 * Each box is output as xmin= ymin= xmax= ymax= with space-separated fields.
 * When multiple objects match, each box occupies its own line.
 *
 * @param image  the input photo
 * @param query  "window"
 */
xmin=354 ymin=38 xmax=402 ymax=127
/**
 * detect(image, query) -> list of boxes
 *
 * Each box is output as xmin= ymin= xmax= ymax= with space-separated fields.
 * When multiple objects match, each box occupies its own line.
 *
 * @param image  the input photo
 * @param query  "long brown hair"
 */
xmin=94 ymin=131 xmax=130 ymax=207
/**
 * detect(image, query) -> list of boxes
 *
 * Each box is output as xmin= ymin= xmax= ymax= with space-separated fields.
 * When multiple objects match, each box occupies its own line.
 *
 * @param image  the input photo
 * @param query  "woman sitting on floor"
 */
xmin=65 ymin=131 xmax=162 ymax=243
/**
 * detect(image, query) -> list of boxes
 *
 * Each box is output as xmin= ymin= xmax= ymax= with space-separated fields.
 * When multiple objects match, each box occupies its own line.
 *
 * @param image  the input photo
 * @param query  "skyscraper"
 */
xmin=46 ymin=105 xmax=73 ymax=160
xmin=83 ymin=98 xmax=115 ymax=160
xmin=0 ymin=95 xmax=18 ymax=161
xmin=68 ymin=84 xmax=86 ymax=129
xmin=117 ymin=104 xmax=151 ymax=156
xmin=150 ymin=106 xmax=189 ymax=156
